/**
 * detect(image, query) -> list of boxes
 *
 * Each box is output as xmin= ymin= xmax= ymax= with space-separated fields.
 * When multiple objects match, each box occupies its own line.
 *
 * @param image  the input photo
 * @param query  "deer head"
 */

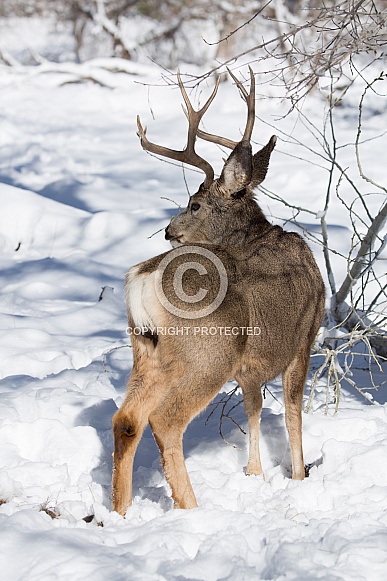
xmin=136 ymin=67 xmax=277 ymax=247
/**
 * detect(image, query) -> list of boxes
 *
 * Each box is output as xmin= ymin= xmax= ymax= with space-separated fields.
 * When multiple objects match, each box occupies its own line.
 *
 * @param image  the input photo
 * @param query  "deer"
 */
xmin=112 ymin=67 xmax=325 ymax=516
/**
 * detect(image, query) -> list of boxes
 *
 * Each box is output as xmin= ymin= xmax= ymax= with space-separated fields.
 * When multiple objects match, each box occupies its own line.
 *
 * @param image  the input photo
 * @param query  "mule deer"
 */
xmin=112 ymin=68 xmax=325 ymax=515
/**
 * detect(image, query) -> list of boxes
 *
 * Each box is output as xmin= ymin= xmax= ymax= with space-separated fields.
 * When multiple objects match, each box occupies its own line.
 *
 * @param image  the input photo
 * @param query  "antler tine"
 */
xmin=178 ymin=72 xmax=220 ymax=122
xmin=243 ymin=66 xmax=256 ymax=141
xmin=177 ymin=72 xmax=221 ymax=182
xmin=227 ymin=66 xmax=255 ymax=142
xmin=226 ymin=66 xmax=249 ymax=101
xmin=194 ymin=67 xmax=256 ymax=151
xmin=136 ymin=114 xmax=182 ymax=162
xmin=136 ymin=73 xmax=219 ymax=189
xmin=180 ymin=75 xmax=236 ymax=150
xmin=195 ymin=129 xmax=238 ymax=150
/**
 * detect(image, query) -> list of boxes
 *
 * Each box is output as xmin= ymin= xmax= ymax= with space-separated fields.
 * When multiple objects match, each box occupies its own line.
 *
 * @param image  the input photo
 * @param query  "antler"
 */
xmin=195 ymin=66 xmax=256 ymax=150
xmin=137 ymin=72 xmax=220 ymax=189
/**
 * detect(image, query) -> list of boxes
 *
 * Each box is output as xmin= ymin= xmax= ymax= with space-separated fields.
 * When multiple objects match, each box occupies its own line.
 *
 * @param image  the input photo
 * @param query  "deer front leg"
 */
xmin=150 ymin=417 xmax=198 ymax=509
xmin=112 ymin=405 xmax=147 ymax=516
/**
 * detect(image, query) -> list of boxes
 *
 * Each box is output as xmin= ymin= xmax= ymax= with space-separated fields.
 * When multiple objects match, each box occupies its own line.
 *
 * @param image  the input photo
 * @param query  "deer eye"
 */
xmin=191 ymin=203 xmax=201 ymax=212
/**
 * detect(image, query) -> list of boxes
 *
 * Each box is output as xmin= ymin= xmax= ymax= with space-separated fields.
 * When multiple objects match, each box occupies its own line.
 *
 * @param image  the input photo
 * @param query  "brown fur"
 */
xmin=112 ymin=73 xmax=325 ymax=516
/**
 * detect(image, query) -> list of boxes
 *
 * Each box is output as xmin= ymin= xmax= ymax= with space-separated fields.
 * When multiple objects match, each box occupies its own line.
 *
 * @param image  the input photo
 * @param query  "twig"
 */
xmin=205 ymin=386 xmax=246 ymax=448
xmin=102 ymin=344 xmax=132 ymax=373
xmin=202 ymin=1 xmax=273 ymax=46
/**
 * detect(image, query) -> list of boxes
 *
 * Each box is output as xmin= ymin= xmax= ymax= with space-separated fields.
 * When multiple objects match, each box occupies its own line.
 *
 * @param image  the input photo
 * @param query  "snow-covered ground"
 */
xmin=0 ymin=57 xmax=386 ymax=581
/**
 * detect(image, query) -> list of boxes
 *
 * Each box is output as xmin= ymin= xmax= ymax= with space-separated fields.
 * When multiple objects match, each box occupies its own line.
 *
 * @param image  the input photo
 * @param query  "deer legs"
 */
xmin=113 ymin=408 xmax=198 ymax=514
xmin=282 ymin=351 xmax=310 ymax=480
xmin=148 ymin=380 xmax=226 ymax=509
xmin=238 ymin=380 xmax=264 ymax=476
xmin=238 ymin=350 xmax=309 ymax=481
xmin=112 ymin=371 xmax=226 ymax=515
xmin=112 ymin=399 xmax=150 ymax=516
xmin=112 ymin=350 xmax=310 ymax=515
xmin=150 ymin=416 xmax=198 ymax=509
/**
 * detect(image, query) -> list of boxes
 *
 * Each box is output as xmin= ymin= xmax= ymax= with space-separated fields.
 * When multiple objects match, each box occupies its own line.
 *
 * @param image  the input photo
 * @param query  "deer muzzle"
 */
xmin=165 ymin=224 xmax=174 ymax=240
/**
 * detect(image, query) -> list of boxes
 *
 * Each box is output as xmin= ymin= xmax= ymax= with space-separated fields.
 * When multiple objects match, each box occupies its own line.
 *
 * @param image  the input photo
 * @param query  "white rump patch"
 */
xmin=125 ymin=265 xmax=161 ymax=330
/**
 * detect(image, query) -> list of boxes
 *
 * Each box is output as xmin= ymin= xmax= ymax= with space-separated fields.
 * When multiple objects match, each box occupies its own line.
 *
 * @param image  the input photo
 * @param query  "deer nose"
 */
xmin=165 ymin=225 xmax=173 ymax=240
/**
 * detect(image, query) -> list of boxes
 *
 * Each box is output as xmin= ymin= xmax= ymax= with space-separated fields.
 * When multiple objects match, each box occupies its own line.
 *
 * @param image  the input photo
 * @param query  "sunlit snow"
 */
xmin=0 ymin=40 xmax=386 ymax=581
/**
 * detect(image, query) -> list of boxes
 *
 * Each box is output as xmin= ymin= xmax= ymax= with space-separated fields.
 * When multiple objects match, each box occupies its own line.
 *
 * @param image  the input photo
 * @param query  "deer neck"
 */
xmin=219 ymin=200 xmax=272 ymax=251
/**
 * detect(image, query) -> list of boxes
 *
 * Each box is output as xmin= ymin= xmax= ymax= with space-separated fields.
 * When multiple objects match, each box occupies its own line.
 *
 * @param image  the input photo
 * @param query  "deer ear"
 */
xmin=250 ymin=135 xmax=276 ymax=189
xmin=218 ymin=140 xmax=252 ymax=197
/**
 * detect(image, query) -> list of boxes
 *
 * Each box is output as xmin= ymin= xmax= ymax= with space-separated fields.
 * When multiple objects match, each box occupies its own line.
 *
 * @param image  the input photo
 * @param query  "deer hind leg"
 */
xmin=149 ymin=413 xmax=198 ymax=510
xmin=149 ymin=373 xmax=228 ymax=509
xmin=235 ymin=372 xmax=264 ymax=476
xmin=282 ymin=350 xmax=310 ymax=480
xmin=112 ymin=378 xmax=157 ymax=516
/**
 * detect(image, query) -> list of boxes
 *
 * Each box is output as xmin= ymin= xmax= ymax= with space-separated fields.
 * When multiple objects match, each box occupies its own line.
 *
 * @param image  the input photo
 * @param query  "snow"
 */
xmin=0 ymin=55 xmax=387 ymax=581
